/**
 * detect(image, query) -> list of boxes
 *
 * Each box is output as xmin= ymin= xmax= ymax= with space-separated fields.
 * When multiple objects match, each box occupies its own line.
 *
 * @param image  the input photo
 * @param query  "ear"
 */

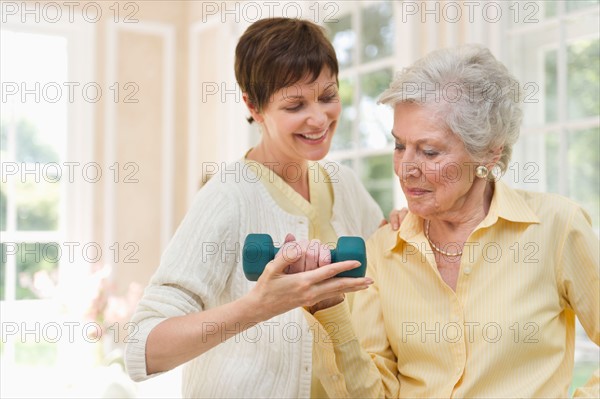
xmin=242 ymin=93 xmax=263 ymax=124
xmin=487 ymin=145 xmax=503 ymax=167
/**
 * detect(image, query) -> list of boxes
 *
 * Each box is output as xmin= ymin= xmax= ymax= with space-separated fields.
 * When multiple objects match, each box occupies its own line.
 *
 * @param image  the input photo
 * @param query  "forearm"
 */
xmin=145 ymin=295 xmax=265 ymax=374
xmin=308 ymin=302 xmax=389 ymax=398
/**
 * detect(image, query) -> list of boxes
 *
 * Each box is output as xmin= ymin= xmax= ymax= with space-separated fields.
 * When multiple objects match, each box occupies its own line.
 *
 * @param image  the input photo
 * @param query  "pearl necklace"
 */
xmin=425 ymin=219 xmax=463 ymax=257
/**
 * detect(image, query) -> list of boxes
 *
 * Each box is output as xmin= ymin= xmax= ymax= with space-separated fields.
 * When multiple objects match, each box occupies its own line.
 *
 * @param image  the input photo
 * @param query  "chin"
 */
xmin=305 ymin=144 xmax=332 ymax=161
xmin=406 ymin=202 xmax=428 ymax=218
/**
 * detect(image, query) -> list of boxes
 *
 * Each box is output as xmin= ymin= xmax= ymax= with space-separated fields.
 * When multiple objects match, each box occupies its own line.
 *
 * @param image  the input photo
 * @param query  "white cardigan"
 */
xmin=125 ymin=160 xmax=383 ymax=398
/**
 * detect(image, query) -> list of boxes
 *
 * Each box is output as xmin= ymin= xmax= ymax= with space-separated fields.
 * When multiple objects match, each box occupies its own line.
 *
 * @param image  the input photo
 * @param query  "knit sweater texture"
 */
xmin=124 ymin=160 xmax=383 ymax=398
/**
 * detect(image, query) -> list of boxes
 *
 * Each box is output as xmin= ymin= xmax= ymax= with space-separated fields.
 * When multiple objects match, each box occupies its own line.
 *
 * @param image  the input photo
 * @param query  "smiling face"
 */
xmin=392 ymin=102 xmax=483 ymax=219
xmin=248 ymin=69 xmax=341 ymax=164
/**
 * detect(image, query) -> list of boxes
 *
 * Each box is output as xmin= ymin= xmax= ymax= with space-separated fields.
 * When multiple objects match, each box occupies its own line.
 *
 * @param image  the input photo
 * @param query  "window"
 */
xmin=1 ymin=21 xmax=95 ymax=397
xmin=325 ymin=1 xmax=396 ymax=217
xmin=503 ymin=1 xmax=600 ymax=392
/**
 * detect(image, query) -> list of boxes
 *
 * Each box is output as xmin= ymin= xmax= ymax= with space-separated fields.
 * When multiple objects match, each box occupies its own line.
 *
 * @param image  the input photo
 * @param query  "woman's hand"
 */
xmin=246 ymin=234 xmax=372 ymax=320
xmin=380 ymin=207 xmax=408 ymax=230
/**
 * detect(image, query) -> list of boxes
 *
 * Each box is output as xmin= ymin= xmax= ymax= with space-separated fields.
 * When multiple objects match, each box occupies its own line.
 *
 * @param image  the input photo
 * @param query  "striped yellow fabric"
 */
xmin=307 ymin=181 xmax=599 ymax=398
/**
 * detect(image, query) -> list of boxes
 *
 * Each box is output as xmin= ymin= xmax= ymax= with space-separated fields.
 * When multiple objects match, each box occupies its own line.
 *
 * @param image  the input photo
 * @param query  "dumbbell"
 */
xmin=242 ymin=233 xmax=367 ymax=281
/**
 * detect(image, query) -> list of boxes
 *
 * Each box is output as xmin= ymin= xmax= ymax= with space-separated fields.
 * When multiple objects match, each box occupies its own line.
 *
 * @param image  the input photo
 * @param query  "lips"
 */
xmin=296 ymin=129 xmax=328 ymax=144
xmin=405 ymin=187 xmax=431 ymax=196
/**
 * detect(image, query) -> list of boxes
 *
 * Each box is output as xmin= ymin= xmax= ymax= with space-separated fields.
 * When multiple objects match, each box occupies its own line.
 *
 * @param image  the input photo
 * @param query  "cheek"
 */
xmin=327 ymin=101 xmax=342 ymax=119
xmin=440 ymin=162 xmax=463 ymax=184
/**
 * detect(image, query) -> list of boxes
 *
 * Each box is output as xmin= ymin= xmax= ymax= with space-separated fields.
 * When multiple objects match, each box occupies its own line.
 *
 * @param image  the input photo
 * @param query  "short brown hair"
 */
xmin=235 ymin=18 xmax=339 ymax=123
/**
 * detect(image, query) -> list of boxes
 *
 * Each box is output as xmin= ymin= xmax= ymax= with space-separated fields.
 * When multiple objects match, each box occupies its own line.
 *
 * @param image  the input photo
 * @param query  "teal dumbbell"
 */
xmin=242 ymin=233 xmax=367 ymax=281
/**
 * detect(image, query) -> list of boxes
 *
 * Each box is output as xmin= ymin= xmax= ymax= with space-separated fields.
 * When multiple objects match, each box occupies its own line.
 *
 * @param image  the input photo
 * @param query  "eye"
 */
xmin=394 ymin=143 xmax=405 ymax=151
xmin=285 ymin=103 xmax=303 ymax=111
xmin=423 ymin=150 xmax=439 ymax=158
xmin=319 ymin=92 xmax=338 ymax=103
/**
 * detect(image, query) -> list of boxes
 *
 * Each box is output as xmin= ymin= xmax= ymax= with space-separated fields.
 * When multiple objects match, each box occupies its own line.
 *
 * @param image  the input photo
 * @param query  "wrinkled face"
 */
xmin=392 ymin=102 xmax=480 ymax=218
xmin=255 ymin=69 xmax=341 ymax=163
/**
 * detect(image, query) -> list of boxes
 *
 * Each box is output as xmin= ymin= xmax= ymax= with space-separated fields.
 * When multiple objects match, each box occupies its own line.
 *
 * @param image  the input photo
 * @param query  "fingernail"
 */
xmin=365 ymin=278 xmax=374 ymax=284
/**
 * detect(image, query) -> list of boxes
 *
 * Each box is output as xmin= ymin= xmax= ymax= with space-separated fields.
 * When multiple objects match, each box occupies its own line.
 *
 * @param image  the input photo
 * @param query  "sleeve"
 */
xmin=304 ymin=232 xmax=400 ymax=398
xmin=124 ymin=183 xmax=239 ymax=381
xmin=556 ymin=206 xmax=600 ymax=398
xmin=351 ymin=235 xmax=401 ymax=397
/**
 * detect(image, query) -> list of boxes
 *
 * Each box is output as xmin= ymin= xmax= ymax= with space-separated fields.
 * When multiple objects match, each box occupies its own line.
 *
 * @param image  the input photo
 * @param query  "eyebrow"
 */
xmin=391 ymin=130 xmax=439 ymax=146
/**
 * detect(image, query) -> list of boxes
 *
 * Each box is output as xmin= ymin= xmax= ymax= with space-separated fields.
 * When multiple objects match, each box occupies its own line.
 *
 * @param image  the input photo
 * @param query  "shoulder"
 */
xmin=514 ymin=187 xmax=592 ymax=226
xmin=197 ymin=160 xmax=263 ymax=201
xmin=367 ymin=224 xmax=397 ymax=245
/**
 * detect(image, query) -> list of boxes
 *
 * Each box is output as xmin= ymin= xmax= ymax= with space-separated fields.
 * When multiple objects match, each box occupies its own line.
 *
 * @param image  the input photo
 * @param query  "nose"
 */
xmin=396 ymin=149 xmax=422 ymax=180
xmin=307 ymin=104 xmax=328 ymax=129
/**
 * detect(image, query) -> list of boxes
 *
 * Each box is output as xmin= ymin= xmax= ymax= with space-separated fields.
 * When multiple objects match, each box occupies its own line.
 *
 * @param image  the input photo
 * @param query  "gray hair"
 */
xmin=379 ymin=44 xmax=523 ymax=174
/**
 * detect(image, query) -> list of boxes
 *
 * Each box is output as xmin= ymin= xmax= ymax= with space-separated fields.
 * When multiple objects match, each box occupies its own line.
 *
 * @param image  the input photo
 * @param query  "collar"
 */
xmin=387 ymin=181 xmax=540 ymax=252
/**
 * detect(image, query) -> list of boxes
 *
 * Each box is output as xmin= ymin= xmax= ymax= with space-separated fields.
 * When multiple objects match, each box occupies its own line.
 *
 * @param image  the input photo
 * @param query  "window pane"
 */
xmin=361 ymin=2 xmax=394 ymax=63
xmin=567 ymin=39 xmax=600 ymax=120
xmin=544 ymin=132 xmax=560 ymax=194
xmin=0 ymin=182 xmax=6 ymax=231
xmin=325 ymin=14 xmax=354 ymax=69
xmin=544 ymin=49 xmax=557 ymax=124
xmin=332 ymin=77 xmax=355 ymax=151
xmin=13 ymin=242 xmax=60 ymax=300
xmin=568 ymin=127 xmax=600 ymax=227
xmin=359 ymin=154 xmax=394 ymax=217
xmin=341 ymin=158 xmax=353 ymax=169
xmin=15 ymin=118 xmax=60 ymax=163
xmin=1 ymin=31 xmax=68 ymax=162
xmin=16 ymin=180 xmax=59 ymax=231
xmin=544 ymin=1 xmax=557 ymax=18
xmin=359 ymin=69 xmax=393 ymax=149
xmin=567 ymin=0 xmax=600 ymax=13
xmin=0 ymin=243 xmax=5 ymax=300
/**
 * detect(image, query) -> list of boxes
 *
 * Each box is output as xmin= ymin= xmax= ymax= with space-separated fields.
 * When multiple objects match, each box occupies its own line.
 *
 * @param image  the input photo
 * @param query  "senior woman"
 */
xmin=299 ymin=44 xmax=599 ymax=398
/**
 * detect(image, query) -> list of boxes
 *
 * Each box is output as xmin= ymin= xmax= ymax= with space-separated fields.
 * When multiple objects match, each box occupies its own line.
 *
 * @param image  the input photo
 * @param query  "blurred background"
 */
xmin=1 ymin=0 xmax=598 ymax=397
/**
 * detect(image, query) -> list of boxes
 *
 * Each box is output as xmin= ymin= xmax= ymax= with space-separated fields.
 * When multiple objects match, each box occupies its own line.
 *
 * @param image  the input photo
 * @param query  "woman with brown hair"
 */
xmin=125 ymin=18 xmax=386 ymax=398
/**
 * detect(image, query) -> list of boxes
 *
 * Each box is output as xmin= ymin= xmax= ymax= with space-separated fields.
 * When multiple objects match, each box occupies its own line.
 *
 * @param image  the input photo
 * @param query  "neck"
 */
xmin=246 ymin=145 xmax=311 ymax=200
xmin=428 ymin=180 xmax=494 ymax=238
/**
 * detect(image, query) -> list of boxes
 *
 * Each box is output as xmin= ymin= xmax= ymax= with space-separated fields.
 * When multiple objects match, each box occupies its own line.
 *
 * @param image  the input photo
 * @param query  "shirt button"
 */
xmin=304 ymin=366 xmax=309 ymax=373
xmin=463 ymin=266 xmax=472 ymax=275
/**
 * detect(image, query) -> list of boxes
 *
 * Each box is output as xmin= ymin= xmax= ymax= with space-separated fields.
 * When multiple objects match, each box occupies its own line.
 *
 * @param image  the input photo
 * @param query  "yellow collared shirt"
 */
xmin=308 ymin=181 xmax=599 ymax=398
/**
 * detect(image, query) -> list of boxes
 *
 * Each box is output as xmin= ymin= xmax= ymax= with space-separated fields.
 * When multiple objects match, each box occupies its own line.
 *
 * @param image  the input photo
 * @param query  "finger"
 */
xmin=310 ymin=277 xmax=374 ymax=304
xmin=318 ymin=243 xmax=332 ymax=267
xmin=284 ymin=233 xmax=296 ymax=243
xmin=399 ymin=207 xmax=408 ymax=222
xmin=268 ymin=241 xmax=303 ymax=275
xmin=390 ymin=207 xmax=409 ymax=230
xmin=304 ymin=260 xmax=362 ymax=283
xmin=285 ymin=239 xmax=309 ymax=274
xmin=304 ymin=240 xmax=321 ymax=271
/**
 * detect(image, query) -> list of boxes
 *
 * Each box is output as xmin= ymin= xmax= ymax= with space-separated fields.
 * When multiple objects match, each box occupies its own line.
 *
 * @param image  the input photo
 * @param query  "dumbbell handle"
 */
xmin=242 ymin=234 xmax=367 ymax=281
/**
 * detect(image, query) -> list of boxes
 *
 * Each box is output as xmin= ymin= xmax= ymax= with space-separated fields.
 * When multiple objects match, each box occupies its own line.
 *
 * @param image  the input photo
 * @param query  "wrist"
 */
xmin=308 ymin=295 xmax=345 ymax=314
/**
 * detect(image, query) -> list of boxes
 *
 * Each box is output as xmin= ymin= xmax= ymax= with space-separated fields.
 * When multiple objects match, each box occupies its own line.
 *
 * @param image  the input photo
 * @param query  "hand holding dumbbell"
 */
xmin=242 ymin=233 xmax=367 ymax=281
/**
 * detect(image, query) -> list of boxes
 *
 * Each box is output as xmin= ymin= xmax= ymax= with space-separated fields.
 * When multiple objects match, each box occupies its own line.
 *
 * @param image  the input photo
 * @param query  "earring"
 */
xmin=475 ymin=165 xmax=489 ymax=179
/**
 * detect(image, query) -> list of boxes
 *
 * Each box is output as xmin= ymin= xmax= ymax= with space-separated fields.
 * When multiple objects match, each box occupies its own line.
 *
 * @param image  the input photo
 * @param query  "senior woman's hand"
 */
xmin=247 ymin=234 xmax=372 ymax=320
xmin=279 ymin=234 xmax=360 ymax=314
xmin=380 ymin=207 xmax=408 ymax=230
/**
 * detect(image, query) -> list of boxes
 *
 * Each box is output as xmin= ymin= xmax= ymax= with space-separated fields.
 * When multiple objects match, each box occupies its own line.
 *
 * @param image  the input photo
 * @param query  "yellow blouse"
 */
xmin=307 ymin=181 xmax=599 ymax=398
